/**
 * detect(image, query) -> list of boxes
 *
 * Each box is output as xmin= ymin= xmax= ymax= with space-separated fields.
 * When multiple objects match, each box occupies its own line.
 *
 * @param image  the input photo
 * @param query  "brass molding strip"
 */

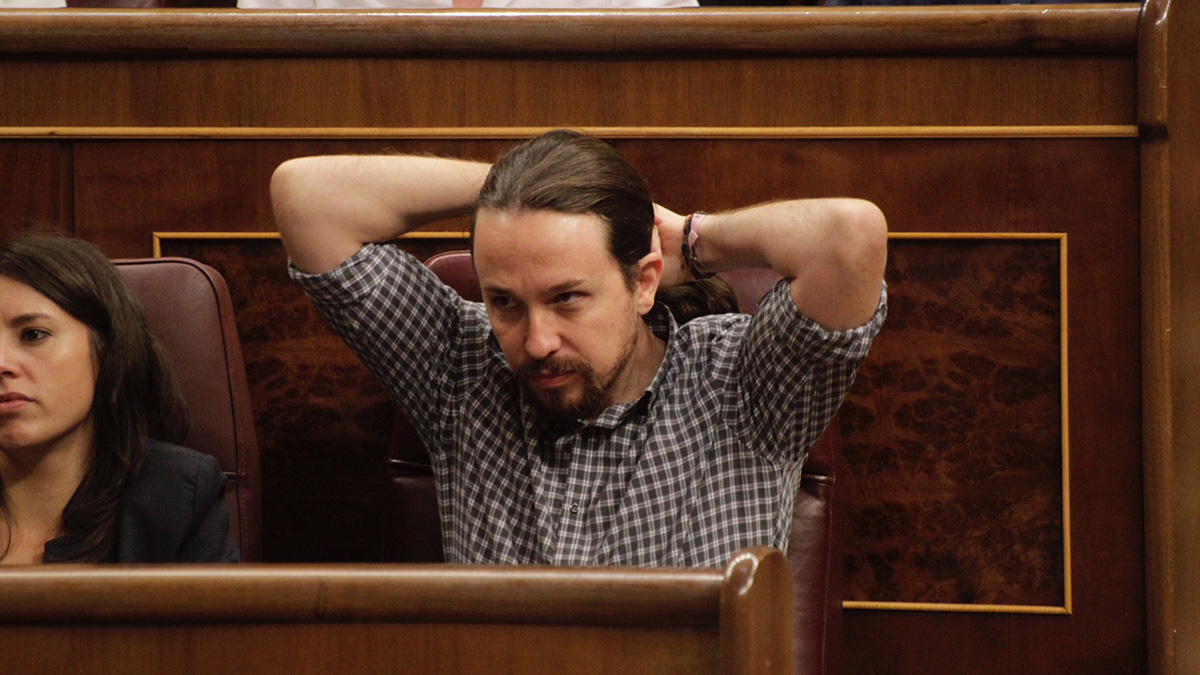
xmin=888 ymin=232 xmax=1067 ymax=239
xmin=151 ymin=230 xmax=467 ymax=257
xmin=3 ymin=126 xmax=1139 ymax=141
xmin=844 ymin=601 xmax=1071 ymax=615
xmin=1059 ymin=232 xmax=1072 ymax=616
xmin=846 ymin=231 xmax=1072 ymax=615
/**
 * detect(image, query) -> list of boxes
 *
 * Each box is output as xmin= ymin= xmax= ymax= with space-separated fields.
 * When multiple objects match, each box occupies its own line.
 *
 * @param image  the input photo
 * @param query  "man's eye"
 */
xmin=489 ymin=296 xmax=513 ymax=309
xmin=555 ymin=292 xmax=582 ymax=304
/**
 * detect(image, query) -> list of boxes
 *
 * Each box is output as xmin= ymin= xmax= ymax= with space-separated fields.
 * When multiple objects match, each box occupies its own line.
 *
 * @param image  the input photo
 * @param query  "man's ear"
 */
xmin=634 ymin=249 xmax=663 ymax=316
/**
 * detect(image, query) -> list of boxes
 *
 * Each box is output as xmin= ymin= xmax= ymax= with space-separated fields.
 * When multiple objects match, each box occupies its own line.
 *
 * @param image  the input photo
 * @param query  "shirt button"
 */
xmin=569 ymin=502 xmax=579 ymax=514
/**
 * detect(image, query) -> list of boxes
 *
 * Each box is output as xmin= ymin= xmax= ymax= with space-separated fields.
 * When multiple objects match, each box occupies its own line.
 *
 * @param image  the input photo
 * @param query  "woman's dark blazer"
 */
xmin=114 ymin=439 xmax=241 ymax=563
xmin=44 ymin=439 xmax=240 ymax=563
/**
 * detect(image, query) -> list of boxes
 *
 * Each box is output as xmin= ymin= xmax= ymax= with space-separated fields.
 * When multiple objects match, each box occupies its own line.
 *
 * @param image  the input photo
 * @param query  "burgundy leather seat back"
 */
xmin=725 ymin=267 xmax=845 ymax=675
xmin=384 ymin=251 xmax=844 ymax=675
xmin=788 ymin=415 xmax=845 ymax=675
xmin=114 ymin=257 xmax=263 ymax=562
xmin=380 ymin=251 xmax=483 ymax=562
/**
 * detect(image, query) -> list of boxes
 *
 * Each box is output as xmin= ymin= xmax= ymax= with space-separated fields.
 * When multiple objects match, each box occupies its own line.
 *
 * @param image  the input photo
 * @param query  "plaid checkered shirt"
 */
xmin=292 ymin=244 xmax=886 ymax=568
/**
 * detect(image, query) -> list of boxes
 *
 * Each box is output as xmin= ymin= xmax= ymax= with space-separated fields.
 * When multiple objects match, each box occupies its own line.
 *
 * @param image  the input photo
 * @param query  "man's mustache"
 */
xmin=516 ymin=356 xmax=590 ymax=380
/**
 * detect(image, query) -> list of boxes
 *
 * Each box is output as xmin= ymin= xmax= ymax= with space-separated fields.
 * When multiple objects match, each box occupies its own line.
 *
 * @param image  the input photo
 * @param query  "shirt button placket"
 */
xmin=551 ymin=433 xmax=580 ymax=565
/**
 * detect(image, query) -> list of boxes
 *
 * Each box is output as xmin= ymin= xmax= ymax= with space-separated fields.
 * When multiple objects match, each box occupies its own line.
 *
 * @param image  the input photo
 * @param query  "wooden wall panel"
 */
xmin=70 ymin=139 xmax=513 ymax=257
xmin=0 ymin=56 xmax=1134 ymax=129
xmin=838 ymin=140 xmax=1143 ymax=674
xmin=552 ymin=137 xmax=1143 ymax=669
xmin=0 ymin=141 xmax=72 ymax=237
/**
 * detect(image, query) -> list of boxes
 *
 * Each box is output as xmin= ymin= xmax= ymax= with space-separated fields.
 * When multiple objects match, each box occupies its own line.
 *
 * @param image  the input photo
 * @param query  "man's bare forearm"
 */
xmin=271 ymin=154 xmax=491 ymax=275
xmin=662 ymin=198 xmax=887 ymax=331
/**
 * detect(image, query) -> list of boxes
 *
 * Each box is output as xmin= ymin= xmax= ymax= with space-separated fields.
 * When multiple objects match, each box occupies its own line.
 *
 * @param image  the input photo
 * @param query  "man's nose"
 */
xmin=524 ymin=310 xmax=561 ymax=361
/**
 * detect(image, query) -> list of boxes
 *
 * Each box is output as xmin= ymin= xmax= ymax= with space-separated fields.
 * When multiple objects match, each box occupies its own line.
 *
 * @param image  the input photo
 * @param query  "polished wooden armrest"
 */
xmin=0 ymin=547 xmax=792 ymax=675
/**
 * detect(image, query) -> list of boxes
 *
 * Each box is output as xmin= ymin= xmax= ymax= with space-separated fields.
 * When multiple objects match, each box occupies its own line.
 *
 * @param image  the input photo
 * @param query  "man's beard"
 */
xmin=516 ymin=329 xmax=639 ymax=423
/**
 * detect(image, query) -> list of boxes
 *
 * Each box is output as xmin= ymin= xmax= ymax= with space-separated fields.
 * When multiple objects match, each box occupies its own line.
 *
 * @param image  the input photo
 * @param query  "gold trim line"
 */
xmin=150 ymin=230 xmax=468 ymax=257
xmin=844 ymin=601 xmax=1071 ymax=615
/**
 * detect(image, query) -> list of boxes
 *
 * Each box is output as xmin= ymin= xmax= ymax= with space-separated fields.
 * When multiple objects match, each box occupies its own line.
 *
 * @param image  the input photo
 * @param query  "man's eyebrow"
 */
xmin=546 ymin=279 xmax=587 ymax=295
xmin=480 ymin=283 xmax=512 ymax=297
xmin=480 ymin=279 xmax=587 ymax=297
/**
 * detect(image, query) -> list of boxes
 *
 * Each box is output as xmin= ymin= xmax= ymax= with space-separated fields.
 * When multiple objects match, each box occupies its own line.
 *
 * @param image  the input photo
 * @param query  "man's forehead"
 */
xmin=474 ymin=208 xmax=609 ymax=251
xmin=475 ymin=206 xmax=606 ymax=230
xmin=472 ymin=208 xmax=624 ymax=285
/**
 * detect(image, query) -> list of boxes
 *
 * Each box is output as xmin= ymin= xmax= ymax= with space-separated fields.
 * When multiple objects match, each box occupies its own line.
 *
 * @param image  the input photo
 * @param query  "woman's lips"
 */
xmin=0 ymin=393 xmax=31 ymax=413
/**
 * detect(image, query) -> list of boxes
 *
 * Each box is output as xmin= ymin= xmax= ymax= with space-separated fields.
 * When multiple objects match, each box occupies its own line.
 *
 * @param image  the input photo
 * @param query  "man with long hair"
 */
xmin=272 ymin=130 xmax=886 ymax=567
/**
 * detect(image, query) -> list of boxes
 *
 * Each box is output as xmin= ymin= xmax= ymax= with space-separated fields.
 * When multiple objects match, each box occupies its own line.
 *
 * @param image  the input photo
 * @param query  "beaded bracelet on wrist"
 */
xmin=681 ymin=211 xmax=716 ymax=280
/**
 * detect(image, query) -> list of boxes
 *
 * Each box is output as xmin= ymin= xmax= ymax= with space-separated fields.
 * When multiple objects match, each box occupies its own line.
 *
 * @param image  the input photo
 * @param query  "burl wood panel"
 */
xmin=840 ymin=238 xmax=1064 ymax=607
xmin=159 ymin=237 xmax=467 ymax=562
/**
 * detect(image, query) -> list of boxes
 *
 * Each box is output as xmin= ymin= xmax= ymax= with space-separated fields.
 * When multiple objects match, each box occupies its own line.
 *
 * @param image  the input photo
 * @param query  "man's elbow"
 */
xmin=836 ymin=199 xmax=888 ymax=282
xmin=270 ymin=157 xmax=342 ymax=273
xmin=270 ymin=158 xmax=311 ymax=238
xmin=272 ymin=158 xmax=345 ymax=255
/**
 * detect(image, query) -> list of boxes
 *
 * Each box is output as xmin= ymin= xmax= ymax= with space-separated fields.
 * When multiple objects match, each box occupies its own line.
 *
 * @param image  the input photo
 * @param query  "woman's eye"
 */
xmin=20 ymin=328 xmax=49 ymax=342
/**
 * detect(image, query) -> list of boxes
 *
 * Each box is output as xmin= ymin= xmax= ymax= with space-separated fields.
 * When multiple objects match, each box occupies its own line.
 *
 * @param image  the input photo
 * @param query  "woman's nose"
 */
xmin=0 ymin=339 xmax=17 ymax=377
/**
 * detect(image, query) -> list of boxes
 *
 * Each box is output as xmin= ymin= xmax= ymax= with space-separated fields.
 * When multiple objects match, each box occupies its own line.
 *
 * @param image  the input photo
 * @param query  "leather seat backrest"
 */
xmin=115 ymin=257 xmax=263 ymax=562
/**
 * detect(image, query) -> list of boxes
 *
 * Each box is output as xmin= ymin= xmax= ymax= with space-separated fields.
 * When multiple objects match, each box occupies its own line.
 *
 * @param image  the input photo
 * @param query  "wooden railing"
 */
xmin=0 ymin=547 xmax=792 ymax=675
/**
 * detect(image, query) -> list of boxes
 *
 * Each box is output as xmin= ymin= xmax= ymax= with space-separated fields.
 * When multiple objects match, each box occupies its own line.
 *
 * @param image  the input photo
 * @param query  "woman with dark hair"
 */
xmin=0 ymin=233 xmax=239 ymax=564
